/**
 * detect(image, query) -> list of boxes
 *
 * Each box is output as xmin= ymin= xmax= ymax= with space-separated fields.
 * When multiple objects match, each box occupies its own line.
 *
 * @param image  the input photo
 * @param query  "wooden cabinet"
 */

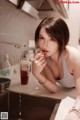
xmin=0 ymin=92 xmax=8 ymax=112
xmin=8 ymin=92 xmax=19 ymax=120
xmin=8 ymin=92 xmax=58 ymax=120
xmin=21 ymin=94 xmax=57 ymax=120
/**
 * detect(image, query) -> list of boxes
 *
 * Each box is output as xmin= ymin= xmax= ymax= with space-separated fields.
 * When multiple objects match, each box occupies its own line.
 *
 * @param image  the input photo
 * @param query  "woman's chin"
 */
xmin=44 ymin=53 xmax=50 ymax=57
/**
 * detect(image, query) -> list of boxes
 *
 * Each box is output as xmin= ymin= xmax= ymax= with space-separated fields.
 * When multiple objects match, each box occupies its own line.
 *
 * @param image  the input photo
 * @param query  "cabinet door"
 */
xmin=21 ymin=94 xmax=58 ymax=120
xmin=8 ymin=92 xmax=19 ymax=120
xmin=0 ymin=92 xmax=8 ymax=112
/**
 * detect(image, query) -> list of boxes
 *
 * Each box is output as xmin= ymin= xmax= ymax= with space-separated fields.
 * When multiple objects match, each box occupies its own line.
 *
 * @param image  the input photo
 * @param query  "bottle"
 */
xmin=28 ymin=50 xmax=34 ymax=61
xmin=2 ymin=54 xmax=11 ymax=68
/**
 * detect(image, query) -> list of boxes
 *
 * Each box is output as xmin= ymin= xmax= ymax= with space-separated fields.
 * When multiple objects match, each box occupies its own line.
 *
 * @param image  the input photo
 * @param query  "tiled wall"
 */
xmin=0 ymin=0 xmax=40 ymax=67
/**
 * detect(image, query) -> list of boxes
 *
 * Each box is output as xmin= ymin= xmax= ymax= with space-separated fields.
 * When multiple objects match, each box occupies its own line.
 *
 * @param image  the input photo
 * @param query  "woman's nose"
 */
xmin=43 ymin=40 xmax=48 ymax=48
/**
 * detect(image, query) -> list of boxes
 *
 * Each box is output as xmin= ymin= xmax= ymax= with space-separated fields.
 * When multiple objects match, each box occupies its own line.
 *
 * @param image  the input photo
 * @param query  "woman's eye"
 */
xmin=50 ymin=37 xmax=55 ymax=41
xmin=39 ymin=37 xmax=44 ymax=40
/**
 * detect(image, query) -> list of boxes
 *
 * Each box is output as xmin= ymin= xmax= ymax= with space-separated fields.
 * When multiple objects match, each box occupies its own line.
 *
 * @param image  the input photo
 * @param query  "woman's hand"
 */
xmin=65 ymin=96 xmax=80 ymax=120
xmin=64 ymin=110 xmax=80 ymax=120
xmin=32 ymin=52 xmax=47 ymax=77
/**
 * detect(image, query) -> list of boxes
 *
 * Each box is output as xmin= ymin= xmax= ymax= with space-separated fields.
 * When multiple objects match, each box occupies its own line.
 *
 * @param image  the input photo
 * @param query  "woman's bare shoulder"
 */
xmin=66 ymin=45 xmax=80 ymax=63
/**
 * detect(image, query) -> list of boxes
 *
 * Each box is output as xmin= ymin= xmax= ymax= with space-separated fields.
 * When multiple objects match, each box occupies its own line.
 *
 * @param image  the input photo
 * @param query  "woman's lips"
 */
xmin=42 ymin=50 xmax=49 ymax=53
xmin=42 ymin=49 xmax=48 ymax=52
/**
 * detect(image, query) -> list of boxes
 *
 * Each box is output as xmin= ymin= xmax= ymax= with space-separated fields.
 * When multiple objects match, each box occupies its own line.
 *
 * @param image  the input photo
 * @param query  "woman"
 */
xmin=32 ymin=17 xmax=80 ymax=120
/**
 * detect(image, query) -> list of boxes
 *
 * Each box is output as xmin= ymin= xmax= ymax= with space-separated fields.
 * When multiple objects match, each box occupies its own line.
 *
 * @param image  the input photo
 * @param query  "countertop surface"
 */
xmin=8 ymin=73 xmax=76 ymax=100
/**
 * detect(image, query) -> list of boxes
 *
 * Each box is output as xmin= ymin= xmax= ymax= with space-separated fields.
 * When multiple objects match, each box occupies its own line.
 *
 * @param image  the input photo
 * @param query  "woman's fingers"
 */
xmin=64 ymin=111 xmax=80 ymax=120
xmin=34 ymin=53 xmax=45 ymax=65
xmin=37 ymin=55 xmax=45 ymax=62
xmin=40 ymin=59 xmax=47 ymax=65
xmin=34 ymin=59 xmax=47 ymax=66
xmin=35 ymin=52 xmax=44 ymax=60
xmin=42 ymin=61 xmax=47 ymax=67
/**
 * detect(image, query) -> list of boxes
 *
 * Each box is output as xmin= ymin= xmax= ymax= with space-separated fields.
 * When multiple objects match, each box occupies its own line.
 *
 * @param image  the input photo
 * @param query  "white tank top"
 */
xmin=47 ymin=55 xmax=75 ymax=88
xmin=57 ymin=55 xmax=75 ymax=88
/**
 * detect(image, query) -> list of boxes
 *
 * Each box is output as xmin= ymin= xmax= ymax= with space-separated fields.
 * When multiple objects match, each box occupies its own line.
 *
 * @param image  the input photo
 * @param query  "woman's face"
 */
xmin=37 ymin=27 xmax=59 ymax=57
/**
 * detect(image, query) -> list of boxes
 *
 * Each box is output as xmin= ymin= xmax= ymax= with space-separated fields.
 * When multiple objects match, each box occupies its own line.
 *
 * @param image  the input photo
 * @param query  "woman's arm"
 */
xmin=65 ymin=48 xmax=80 ymax=120
xmin=32 ymin=52 xmax=58 ymax=93
xmin=71 ymin=47 xmax=80 ymax=95
xmin=35 ymin=73 xmax=58 ymax=93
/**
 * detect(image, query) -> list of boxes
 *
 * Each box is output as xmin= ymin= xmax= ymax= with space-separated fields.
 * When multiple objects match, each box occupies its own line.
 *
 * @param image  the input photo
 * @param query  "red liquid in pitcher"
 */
xmin=21 ymin=70 xmax=28 ymax=85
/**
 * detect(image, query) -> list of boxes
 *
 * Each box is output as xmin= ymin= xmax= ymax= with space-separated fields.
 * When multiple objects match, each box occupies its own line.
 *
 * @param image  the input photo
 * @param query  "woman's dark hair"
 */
xmin=35 ymin=17 xmax=69 ymax=55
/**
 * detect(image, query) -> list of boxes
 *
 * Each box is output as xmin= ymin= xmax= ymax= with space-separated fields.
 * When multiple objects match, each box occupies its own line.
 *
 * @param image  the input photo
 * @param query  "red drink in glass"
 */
xmin=20 ymin=59 xmax=30 ymax=85
xmin=21 ymin=70 xmax=28 ymax=85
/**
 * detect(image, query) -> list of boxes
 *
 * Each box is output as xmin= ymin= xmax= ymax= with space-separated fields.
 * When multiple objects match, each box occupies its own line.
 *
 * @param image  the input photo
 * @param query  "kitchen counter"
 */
xmin=8 ymin=72 xmax=76 ymax=100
